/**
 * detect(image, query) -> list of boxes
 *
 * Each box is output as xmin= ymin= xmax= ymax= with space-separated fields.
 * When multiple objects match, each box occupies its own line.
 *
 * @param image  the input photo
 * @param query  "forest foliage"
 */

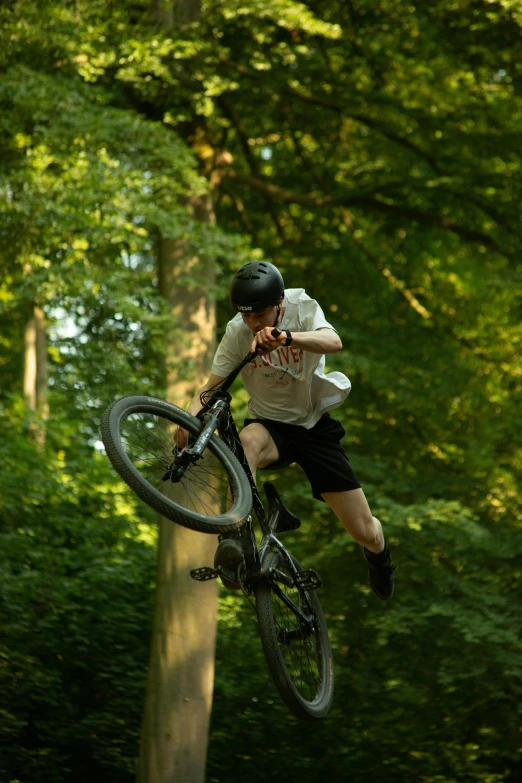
xmin=1 ymin=0 xmax=521 ymax=781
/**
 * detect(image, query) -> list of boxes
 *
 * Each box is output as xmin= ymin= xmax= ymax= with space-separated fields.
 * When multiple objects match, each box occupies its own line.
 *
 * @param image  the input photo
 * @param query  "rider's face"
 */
xmin=241 ymin=300 xmax=281 ymax=333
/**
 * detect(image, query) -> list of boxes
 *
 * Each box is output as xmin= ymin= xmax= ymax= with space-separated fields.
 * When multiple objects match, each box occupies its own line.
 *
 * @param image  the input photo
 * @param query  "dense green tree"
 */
xmin=0 ymin=416 xmax=157 ymax=783
xmin=1 ymin=0 xmax=521 ymax=781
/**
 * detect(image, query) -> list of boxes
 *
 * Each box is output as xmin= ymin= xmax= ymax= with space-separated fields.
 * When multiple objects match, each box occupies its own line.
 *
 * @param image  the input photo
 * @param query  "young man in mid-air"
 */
xmin=178 ymin=261 xmax=395 ymax=599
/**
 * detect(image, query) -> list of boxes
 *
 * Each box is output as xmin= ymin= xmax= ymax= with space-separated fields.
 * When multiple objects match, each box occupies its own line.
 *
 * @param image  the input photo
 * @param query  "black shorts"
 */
xmin=243 ymin=413 xmax=361 ymax=502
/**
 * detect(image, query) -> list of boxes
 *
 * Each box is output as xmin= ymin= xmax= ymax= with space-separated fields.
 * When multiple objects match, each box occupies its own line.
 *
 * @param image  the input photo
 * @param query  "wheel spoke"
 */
xmin=268 ymin=551 xmax=323 ymax=703
xmin=119 ymin=409 xmax=233 ymax=518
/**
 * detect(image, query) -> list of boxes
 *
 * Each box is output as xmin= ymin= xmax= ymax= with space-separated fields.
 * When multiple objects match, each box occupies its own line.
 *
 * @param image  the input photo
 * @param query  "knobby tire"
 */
xmin=254 ymin=549 xmax=334 ymax=721
xmin=101 ymin=395 xmax=252 ymax=534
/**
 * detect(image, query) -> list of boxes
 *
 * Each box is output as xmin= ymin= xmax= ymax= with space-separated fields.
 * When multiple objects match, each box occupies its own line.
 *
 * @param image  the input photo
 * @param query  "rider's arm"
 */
xmin=290 ymin=327 xmax=342 ymax=354
xmin=251 ymin=326 xmax=342 ymax=355
xmin=295 ymin=291 xmax=342 ymax=354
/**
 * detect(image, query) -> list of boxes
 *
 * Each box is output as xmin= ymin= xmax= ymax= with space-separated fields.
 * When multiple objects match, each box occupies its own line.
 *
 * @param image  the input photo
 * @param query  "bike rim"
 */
xmin=118 ymin=409 xmax=235 ymax=517
xmin=268 ymin=553 xmax=326 ymax=704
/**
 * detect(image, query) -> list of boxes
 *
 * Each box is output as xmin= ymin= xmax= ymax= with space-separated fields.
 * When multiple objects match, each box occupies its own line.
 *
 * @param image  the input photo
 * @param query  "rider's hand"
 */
xmin=250 ymin=327 xmax=287 ymax=354
xmin=173 ymin=425 xmax=188 ymax=450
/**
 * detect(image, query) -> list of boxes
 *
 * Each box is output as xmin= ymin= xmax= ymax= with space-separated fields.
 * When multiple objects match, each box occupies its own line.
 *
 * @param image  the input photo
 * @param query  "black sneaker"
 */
xmin=363 ymin=543 xmax=396 ymax=600
xmin=214 ymin=538 xmax=245 ymax=590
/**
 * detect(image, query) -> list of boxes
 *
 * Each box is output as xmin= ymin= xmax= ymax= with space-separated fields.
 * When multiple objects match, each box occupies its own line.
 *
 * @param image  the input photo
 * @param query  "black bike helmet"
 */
xmin=230 ymin=261 xmax=284 ymax=312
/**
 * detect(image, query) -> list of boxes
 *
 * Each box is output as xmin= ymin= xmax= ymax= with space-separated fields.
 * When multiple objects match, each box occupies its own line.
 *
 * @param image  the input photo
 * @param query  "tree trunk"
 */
xmin=137 ymin=2 xmax=227 ymax=776
xmin=137 ymin=190 xmax=220 ymax=783
xmin=24 ymin=304 xmax=49 ymax=443
xmin=149 ymin=0 xmax=200 ymax=27
xmin=35 ymin=306 xmax=49 ymax=420
xmin=23 ymin=312 xmax=38 ymax=411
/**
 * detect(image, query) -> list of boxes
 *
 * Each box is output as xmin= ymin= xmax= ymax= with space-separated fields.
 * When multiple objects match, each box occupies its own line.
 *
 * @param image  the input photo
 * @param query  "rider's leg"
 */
xmin=322 ymin=487 xmax=394 ymax=599
xmin=321 ymin=488 xmax=385 ymax=553
xmin=239 ymin=423 xmax=280 ymax=483
xmin=215 ymin=424 xmax=279 ymax=589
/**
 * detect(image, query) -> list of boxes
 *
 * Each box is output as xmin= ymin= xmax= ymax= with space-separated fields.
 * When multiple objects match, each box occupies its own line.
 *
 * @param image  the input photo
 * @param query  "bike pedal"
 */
xmin=190 ymin=566 xmax=219 ymax=582
xmin=295 ymin=569 xmax=322 ymax=591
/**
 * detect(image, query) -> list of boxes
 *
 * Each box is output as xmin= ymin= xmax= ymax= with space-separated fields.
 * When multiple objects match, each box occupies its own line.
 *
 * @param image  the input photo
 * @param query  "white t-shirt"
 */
xmin=211 ymin=288 xmax=351 ymax=429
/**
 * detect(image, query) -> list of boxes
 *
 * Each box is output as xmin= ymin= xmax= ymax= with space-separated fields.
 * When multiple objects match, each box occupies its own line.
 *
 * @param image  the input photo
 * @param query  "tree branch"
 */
xmin=216 ymin=56 xmax=441 ymax=171
xmin=218 ymin=97 xmax=288 ymax=243
xmin=220 ymin=182 xmax=256 ymax=237
xmin=224 ymin=169 xmax=502 ymax=250
xmin=351 ymin=224 xmax=506 ymax=364
xmin=349 ymin=228 xmax=432 ymax=321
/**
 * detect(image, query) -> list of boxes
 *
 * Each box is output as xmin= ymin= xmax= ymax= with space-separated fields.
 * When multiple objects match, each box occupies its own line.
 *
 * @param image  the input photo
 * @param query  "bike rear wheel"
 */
xmin=101 ymin=396 xmax=252 ymax=534
xmin=254 ymin=547 xmax=334 ymax=721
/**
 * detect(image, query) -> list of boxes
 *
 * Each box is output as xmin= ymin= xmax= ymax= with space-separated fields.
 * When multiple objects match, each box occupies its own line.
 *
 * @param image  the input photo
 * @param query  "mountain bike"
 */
xmin=100 ymin=333 xmax=334 ymax=721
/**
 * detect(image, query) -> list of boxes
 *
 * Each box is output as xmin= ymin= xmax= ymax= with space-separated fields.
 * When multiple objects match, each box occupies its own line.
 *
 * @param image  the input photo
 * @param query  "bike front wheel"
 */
xmin=254 ymin=547 xmax=334 ymax=721
xmin=101 ymin=396 xmax=252 ymax=534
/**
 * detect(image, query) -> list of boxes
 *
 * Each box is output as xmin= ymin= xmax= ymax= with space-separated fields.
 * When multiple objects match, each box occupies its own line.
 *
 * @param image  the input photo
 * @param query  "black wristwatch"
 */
xmin=283 ymin=329 xmax=293 ymax=346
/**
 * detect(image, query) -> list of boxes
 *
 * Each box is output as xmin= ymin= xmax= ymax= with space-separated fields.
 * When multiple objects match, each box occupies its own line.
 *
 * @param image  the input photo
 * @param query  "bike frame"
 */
xmin=195 ymin=347 xmax=307 ymax=599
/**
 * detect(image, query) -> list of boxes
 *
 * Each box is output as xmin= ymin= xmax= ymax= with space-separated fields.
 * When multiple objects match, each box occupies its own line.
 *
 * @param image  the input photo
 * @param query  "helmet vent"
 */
xmin=237 ymin=267 xmax=260 ymax=280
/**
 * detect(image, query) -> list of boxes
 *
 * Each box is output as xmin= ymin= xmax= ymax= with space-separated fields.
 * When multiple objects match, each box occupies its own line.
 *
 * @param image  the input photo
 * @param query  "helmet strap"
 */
xmin=272 ymin=305 xmax=281 ymax=328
